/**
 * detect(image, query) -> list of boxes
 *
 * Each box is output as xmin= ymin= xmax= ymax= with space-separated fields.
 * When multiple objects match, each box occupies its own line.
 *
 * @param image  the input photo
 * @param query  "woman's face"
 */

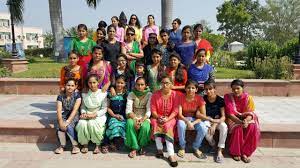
xmin=65 ymin=80 xmax=77 ymax=94
xmin=78 ymin=27 xmax=87 ymax=38
xmin=169 ymin=56 xmax=180 ymax=68
xmin=160 ymin=32 xmax=169 ymax=43
xmin=231 ymin=85 xmax=243 ymax=97
xmin=88 ymin=77 xmax=99 ymax=92
xmin=135 ymin=79 xmax=146 ymax=91
xmin=185 ymin=83 xmax=198 ymax=97
xmin=130 ymin=15 xmax=137 ymax=25
xmin=92 ymin=48 xmax=103 ymax=61
xmin=152 ymin=53 xmax=161 ymax=65
xmin=117 ymin=57 xmax=127 ymax=68
xmin=161 ymin=77 xmax=173 ymax=92
xmin=116 ymin=78 xmax=126 ymax=91
xmin=148 ymin=16 xmax=154 ymax=24
xmin=196 ymin=51 xmax=206 ymax=63
xmin=111 ymin=18 xmax=119 ymax=27
xmin=97 ymin=30 xmax=105 ymax=40
xmin=204 ymin=85 xmax=216 ymax=97
xmin=172 ymin=21 xmax=179 ymax=30
xmin=108 ymin=27 xmax=116 ymax=39
xmin=126 ymin=30 xmax=135 ymax=41
xmin=182 ymin=28 xmax=191 ymax=40
xmin=69 ymin=53 xmax=78 ymax=66
xmin=194 ymin=27 xmax=203 ymax=38
xmin=148 ymin=35 xmax=157 ymax=45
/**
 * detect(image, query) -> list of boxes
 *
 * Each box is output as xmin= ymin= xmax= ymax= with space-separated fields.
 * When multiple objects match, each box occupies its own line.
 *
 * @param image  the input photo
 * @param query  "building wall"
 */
xmin=0 ymin=12 xmax=44 ymax=49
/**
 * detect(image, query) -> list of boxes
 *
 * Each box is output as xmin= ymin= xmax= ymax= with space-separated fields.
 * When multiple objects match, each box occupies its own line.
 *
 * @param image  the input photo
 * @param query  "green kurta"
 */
xmin=76 ymin=90 xmax=107 ymax=145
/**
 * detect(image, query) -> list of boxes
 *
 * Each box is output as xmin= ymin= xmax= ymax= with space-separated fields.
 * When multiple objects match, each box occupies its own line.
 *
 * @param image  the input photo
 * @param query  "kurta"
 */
xmin=224 ymin=92 xmax=260 ymax=157
xmin=59 ymin=66 xmax=83 ymax=91
xmin=88 ymin=61 xmax=112 ymax=89
xmin=106 ymin=92 xmax=128 ymax=140
xmin=150 ymin=90 xmax=179 ymax=143
xmin=76 ymin=90 xmax=107 ymax=145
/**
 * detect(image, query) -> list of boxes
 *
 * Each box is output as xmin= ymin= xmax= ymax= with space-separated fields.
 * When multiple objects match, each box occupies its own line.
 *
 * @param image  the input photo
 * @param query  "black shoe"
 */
xmin=168 ymin=157 xmax=178 ymax=167
xmin=155 ymin=152 xmax=164 ymax=158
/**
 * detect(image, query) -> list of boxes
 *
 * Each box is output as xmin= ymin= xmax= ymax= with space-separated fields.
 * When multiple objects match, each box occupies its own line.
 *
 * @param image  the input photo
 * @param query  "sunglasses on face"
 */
xmin=131 ymin=17 xmax=137 ymax=20
xmin=127 ymin=33 xmax=135 ymax=36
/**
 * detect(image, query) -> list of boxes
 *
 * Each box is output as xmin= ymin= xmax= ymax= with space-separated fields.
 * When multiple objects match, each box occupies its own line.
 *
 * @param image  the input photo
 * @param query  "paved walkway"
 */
xmin=0 ymin=95 xmax=299 ymax=124
xmin=0 ymin=143 xmax=299 ymax=168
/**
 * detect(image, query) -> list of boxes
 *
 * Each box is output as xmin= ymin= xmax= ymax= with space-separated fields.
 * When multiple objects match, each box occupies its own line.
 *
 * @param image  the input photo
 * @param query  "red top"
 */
xmin=180 ymin=94 xmax=206 ymax=117
xmin=166 ymin=67 xmax=188 ymax=87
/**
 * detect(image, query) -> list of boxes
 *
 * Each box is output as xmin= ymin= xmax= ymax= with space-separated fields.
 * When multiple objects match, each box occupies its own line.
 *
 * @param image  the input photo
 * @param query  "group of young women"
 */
xmin=56 ymin=14 xmax=260 ymax=167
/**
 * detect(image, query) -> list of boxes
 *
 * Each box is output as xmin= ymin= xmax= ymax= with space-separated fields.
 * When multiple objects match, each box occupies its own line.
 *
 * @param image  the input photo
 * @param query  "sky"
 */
xmin=0 ymin=0 xmax=266 ymax=34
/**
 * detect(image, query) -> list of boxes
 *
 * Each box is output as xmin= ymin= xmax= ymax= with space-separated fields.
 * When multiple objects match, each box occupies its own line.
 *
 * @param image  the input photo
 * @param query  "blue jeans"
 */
xmin=177 ymin=117 xmax=208 ymax=150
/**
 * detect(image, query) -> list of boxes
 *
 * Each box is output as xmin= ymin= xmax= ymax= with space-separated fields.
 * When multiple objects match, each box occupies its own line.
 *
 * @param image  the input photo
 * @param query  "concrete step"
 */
xmin=0 ymin=119 xmax=299 ymax=148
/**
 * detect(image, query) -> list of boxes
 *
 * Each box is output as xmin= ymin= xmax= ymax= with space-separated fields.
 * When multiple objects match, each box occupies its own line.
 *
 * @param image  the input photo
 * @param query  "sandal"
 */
xmin=128 ymin=150 xmax=137 ymax=158
xmin=215 ymin=156 xmax=224 ymax=163
xmin=168 ymin=156 xmax=178 ymax=167
xmin=232 ymin=156 xmax=241 ymax=161
xmin=54 ymin=146 xmax=64 ymax=154
xmin=101 ymin=145 xmax=109 ymax=154
xmin=81 ymin=146 xmax=88 ymax=154
xmin=93 ymin=146 xmax=100 ymax=154
xmin=139 ymin=148 xmax=146 ymax=155
xmin=177 ymin=149 xmax=185 ymax=158
xmin=155 ymin=150 xmax=164 ymax=159
xmin=71 ymin=146 xmax=80 ymax=154
xmin=241 ymin=155 xmax=251 ymax=163
xmin=193 ymin=149 xmax=207 ymax=159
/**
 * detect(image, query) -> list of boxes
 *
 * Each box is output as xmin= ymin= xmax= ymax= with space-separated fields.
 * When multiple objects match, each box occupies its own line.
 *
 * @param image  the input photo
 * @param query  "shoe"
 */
xmin=168 ymin=156 xmax=178 ymax=167
xmin=194 ymin=149 xmax=207 ymax=159
xmin=215 ymin=156 xmax=224 ymax=163
xmin=177 ymin=149 xmax=185 ymax=158
xmin=155 ymin=150 xmax=164 ymax=159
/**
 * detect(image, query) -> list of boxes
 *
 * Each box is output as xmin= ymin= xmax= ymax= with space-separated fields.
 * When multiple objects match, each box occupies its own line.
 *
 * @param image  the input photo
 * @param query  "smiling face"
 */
xmin=148 ymin=15 xmax=154 ymax=25
xmin=111 ymin=17 xmax=119 ymax=27
xmin=169 ymin=56 xmax=180 ymax=68
xmin=126 ymin=30 xmax=135 ymax=42
xmin=116 ymin=78 xmax=126 ymax=91
xmin=97 ymin=30 xmax=104 ymax=40
xmin=135 ymin=65 xmax=144 ymax=75
xmin=130 ymin=15 xmax=137 ymax=25
xmin=152 ymin=53 xmax=161 ymax=65
xmin=92 ymin=48 xmax=103 ymax=62
xmin=88 ymin=76 xmax=99 ymax=92
xmin=185 ymin=83 xmax=198 ymax=97
xmin=107 ymin=26 xmax=116 ymax=39
xmin=117 ymin=56 xmax=127 ymax=68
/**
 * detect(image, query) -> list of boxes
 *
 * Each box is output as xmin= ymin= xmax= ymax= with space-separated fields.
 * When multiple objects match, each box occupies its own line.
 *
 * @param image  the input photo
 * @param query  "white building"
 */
xmin=228 ymin=41 xmax=244 ymax=52
xmin=0 ymin=12 xmax=44 ymax=49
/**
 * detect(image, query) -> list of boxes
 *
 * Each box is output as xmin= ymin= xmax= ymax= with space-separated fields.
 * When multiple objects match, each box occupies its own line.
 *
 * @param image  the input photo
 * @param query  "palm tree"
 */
xmin=161 ymin=0 xmax=173 ymax=29
xmin=48 ymin=0 xmax=101 ymax=62
xmin=6 ymin=0 xmax=24 ymax=58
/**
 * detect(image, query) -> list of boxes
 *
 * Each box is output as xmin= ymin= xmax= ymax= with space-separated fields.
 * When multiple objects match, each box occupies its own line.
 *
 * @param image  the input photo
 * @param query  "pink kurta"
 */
xmin=142 ymin=25 xmax=159 ymax=43
xmin=150 ymin=90 xmax=179 ymax=142
xmin=115 ymin=26 xmax=125 ymax=43
xmin=224 ymin=92 xmax=260 ymax=157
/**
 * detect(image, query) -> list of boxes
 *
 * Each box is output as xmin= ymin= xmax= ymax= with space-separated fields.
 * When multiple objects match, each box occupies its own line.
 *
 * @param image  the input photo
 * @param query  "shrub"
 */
xmin=0 ymin=65 xmax=11 ymax=77
xmin=278 ymin=37 xmax=298 ymax=60
xmin=247 ymin=40 xmax=278 ymax=69
xmin=0 ymin=48 xmax=11 ymax=58
xmin=24 ymin=48 xmax=53 ymax=57
xmin=202 ymin=32 xmax=226 ymax=51
xmin=253 ymin=56 xmax=293 ymax=79
xmin=211 ymin=51 xmax=236 ymax=68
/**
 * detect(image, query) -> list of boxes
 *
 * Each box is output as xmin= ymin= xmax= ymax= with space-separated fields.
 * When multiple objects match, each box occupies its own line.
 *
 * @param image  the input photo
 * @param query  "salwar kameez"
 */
xmin=76 ymin=90 xmax=107 ymax=145
xmin=224 ymin=92 xmax=260 ymax=157
xmin=125 ymin=92 xmax=152 ymax=150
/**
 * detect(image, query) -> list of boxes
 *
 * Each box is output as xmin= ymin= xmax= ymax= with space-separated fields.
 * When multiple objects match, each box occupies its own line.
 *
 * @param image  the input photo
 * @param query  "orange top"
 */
xmin=59 ymin=65 xmax=84 ymax=91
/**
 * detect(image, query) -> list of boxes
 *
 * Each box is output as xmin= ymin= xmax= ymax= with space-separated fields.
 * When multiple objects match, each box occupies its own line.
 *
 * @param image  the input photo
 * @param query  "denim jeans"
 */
xmin=177 ymin=117 xmax=209 ymax=150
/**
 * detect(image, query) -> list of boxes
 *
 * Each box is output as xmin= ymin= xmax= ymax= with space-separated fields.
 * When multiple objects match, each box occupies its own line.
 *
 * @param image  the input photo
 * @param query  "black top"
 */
xmin=143 ymin=44 xmax=157 ymax=66
xmin=101 ymin=40 xmax=121 ymax=69
xmin=203 ymin=95 xmax=224 ymax=119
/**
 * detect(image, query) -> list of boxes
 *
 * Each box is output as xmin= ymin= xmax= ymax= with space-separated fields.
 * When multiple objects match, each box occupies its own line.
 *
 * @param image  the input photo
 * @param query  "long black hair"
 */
xmin=169 ymin=52 xmax=186 ymax=83
xmin=128 ymin=14 xmax=141 ymax=29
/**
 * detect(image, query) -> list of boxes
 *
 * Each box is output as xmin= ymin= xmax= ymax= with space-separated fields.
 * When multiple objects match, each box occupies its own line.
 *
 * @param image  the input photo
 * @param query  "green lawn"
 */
xmin=215 ymin=67 xmax=255 ymax=79
xmin=11 ymin=58 xmax=255 ymax=79
xmin=11 ymin=57 xmax=66 ymax=78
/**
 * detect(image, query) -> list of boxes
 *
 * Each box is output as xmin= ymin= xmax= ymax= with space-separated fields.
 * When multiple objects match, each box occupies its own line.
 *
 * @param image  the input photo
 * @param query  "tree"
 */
xmin=161 ymin=0 xmax=173 ymax=29
xmin=216 ymin=0 xmax=263 ymax=44
xmin=262 ymin=0 xmax=300 ymax=44
xmin=48 ymin=0 xmax=101 ymax=62
xmin=43 ymin=31 xmax=54 ymax=48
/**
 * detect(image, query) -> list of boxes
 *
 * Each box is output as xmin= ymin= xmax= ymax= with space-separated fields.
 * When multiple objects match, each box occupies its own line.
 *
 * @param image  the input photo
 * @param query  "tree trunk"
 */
xmin=161 ymin=0 xmax=173 ymax=29
xmin=48 ymin=0 xmax=64 ymax=62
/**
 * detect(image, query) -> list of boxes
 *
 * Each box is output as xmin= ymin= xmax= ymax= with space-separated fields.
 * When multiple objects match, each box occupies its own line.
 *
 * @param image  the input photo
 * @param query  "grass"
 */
xmin=10 ymin=58 xmax=256 ymax=79
xmin=11 ymin=57 xmax=65 ymax=78
xmin=215 ymin=67 xmax=255 ymax=79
